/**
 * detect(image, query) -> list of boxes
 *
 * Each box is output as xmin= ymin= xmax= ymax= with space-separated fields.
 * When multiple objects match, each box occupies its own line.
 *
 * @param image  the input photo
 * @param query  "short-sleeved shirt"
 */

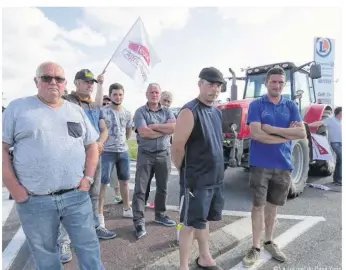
xmin=62 ymin=93 xmax=104 ymax=134
xmin=322 ymin=116 xmax=341 ymax=143
xmin=247 ymin=95 xmax=302 ymax=170
xmin=134 ymin=104 xmax=175 ymax=152
xmin=101 ymin=106 xmax=132 ymax=152
xmin=2 ymin=96 xmax=99 ymax=195
xmin=179 ymin=99 xmax=224 ymax=189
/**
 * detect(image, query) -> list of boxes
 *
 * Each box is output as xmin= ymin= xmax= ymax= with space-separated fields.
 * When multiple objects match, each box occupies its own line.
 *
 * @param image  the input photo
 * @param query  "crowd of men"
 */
xmin=2 ymin=61 xmax=342 ymax=270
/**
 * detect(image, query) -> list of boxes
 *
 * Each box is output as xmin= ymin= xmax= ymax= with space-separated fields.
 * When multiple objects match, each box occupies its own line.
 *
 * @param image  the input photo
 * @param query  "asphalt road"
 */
xmin=4 ymin=162 xmax=341 ymax=269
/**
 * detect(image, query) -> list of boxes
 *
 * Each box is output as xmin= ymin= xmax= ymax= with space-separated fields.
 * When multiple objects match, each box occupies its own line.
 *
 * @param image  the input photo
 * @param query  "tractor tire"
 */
xmin=309 ymin=110 xmax=335 ymax=177
xmin=288 ymin=138 xmax=310 ymax=198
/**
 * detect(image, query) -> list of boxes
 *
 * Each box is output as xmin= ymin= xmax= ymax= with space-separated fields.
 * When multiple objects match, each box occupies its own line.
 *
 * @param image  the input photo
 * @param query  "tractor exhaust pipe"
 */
xmin=229 ymin=68 xmax=238 ymax=100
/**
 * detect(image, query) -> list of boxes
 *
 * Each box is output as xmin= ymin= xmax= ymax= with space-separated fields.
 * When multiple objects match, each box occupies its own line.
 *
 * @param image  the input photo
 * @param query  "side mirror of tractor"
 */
xmin=310 ymin=64 xmax=322 ymax=79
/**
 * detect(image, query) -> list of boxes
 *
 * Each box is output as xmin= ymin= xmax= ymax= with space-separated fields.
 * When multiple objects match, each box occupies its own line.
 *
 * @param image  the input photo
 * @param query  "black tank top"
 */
xmin=179 ymin=98 xmax=224 ymax=189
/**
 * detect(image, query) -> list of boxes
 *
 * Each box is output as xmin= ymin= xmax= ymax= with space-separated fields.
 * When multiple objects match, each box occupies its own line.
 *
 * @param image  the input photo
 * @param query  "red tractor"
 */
xmin=217 ymin=61 xmax=335 ymax=198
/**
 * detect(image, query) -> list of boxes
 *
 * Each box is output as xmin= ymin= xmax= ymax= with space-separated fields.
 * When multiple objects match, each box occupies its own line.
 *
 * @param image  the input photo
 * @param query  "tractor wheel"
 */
xmin=288 ymin=138 xmax=310 ymax=198
xmin=309 ymin=110 xmax=335 ymax=176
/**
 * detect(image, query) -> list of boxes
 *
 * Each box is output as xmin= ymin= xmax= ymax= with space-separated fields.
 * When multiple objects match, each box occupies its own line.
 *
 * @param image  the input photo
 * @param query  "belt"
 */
xmin=47 ymin=187 xmax=77 ymax=196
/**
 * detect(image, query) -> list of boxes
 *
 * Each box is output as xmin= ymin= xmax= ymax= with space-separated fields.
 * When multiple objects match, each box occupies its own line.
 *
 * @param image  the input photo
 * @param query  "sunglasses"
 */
xmin=40 ymin=75 xmax=66 ymax=84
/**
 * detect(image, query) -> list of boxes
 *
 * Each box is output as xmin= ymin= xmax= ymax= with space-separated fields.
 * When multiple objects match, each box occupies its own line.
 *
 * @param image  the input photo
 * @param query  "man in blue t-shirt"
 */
xmin=242 ymin=67 xmax=306 ymax=268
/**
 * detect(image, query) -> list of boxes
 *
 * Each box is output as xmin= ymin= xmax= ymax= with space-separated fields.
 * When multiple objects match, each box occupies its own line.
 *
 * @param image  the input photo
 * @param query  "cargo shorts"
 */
xmin=179 ymin=184 xmax=224 ymax=230
xmin=249 ymin=166 xmax=291 ymax=207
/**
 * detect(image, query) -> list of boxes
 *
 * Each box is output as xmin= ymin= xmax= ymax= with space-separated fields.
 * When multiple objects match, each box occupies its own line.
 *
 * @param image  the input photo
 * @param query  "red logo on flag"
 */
xmin=128 ymin=42 xmax=150 ymax=66
xmin=311 ymin=136 xmax=329 ymax=155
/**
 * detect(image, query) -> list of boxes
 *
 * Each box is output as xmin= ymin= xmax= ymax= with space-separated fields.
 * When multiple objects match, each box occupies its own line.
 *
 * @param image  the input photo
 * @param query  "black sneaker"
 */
xmin=135 ymin=225 xmax=146 ymax=239
xmin=155 ymin=214 xmax=176 ymax=227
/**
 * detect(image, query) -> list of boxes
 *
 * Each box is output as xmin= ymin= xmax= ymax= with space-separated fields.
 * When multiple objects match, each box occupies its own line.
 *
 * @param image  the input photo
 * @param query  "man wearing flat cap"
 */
xmin=172 ymin=67 xmax=226 ymax=270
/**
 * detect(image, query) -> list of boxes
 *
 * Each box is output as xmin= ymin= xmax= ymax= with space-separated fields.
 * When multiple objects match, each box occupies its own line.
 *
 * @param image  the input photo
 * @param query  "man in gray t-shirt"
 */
xmin=132 ymin=83 xmax=176 ymax=239
xmin=2 ymin=61 xmax=103 ymax=269
xmin=100 ymin=82 xmax=133 ymax=224
xmin=309 ymin=106 xmax=342 ymax=184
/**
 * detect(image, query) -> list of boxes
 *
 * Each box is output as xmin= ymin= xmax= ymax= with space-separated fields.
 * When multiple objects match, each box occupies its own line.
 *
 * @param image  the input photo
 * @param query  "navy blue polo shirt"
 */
xmin=247 ymin=95 xmax=302 ymax=170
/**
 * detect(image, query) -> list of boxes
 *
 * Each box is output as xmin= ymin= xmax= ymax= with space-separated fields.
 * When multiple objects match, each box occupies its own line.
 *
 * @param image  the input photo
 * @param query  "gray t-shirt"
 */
xmin=2 ymin=96 xmax=99 ymax=195
xmin=322 ymin=116 xmax=342 ymax=143
xmin=134 ymin=104 xmax=175 ymax=152
xmin=101 ymin=106 xmax=132 ymax=152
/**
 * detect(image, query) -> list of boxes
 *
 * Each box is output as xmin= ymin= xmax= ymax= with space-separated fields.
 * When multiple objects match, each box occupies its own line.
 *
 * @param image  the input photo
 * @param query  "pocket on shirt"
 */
xmin=67 ymin=122 xmax=83 ymax=138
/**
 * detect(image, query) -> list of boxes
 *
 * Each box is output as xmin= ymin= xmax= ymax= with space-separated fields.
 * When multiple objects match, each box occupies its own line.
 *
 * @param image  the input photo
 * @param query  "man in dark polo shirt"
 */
xmin=132 ymin=83 xmax=176 ymax=239
xmin=243 ymin=67 xmax=306 ymax=267
xmin=172 ymin=67 xmax=225 ymax=270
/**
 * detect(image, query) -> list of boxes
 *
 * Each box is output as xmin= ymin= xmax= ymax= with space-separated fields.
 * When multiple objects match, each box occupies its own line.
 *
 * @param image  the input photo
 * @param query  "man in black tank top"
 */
xmin=172 ymin=67 xmax=225 ymax=270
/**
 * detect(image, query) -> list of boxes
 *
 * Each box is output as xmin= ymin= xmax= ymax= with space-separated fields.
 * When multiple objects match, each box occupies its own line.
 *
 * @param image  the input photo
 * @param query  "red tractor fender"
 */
xmin=303 ymin=103 xmax=333 ymax=133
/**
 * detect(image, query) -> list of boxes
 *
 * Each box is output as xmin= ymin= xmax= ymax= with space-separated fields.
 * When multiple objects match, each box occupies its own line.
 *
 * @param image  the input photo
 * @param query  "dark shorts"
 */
xmin=249 ymin=166 xmax=291 ymax=207
xmin=179 ymin=184 xmax=224 ymax=230
xmin=101 ymin=151 xmax=130 ymax=184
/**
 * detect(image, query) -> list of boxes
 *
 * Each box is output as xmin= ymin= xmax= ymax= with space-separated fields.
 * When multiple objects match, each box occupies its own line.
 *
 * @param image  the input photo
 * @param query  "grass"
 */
xmin=127 ymin=139 xmax=138 ymax=160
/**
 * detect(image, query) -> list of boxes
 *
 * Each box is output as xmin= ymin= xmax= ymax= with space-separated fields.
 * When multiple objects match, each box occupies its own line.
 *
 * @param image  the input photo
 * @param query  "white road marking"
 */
xmin=229 ymin=217 xmax=325 ymax=269
xmin=2 ymin=188 xmax=15 ymax=226
xmin=2 ymin=227 xmax=26 ymax=270
xmin=222 ymin=216 xmax=252 ymax=241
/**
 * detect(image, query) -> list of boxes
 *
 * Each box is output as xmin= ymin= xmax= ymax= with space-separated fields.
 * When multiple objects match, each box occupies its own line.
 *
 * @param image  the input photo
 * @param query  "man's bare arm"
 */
xmin=262 ymin=121 xmax=306 ymax=140
xmin=149 ymin=121 xmax=176 ymax=135
xmin=250 ymin=122 xmax=289 ymax=144
xmin=98 ymin=119 xmax=108 ymax=144
xmin=171 ymin=109 xmax=194 ymax=170
xmin=2 ymin=143 xmax=23 ymax=194
xmin=84 ymin=142 xmax=99 ymax=177
xmin=308 ymin=121 xmax=323 ymax=128
xmin=137 ymin=126 xmax=164 ymax=139
xmin=94 ymin=74 xmax=104 ymax=108
xmin=126 ymin=127 xmax=132 ymax=140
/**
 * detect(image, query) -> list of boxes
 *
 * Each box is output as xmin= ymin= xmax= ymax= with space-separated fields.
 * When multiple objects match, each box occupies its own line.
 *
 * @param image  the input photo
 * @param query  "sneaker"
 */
xmin=148 ymin=202 xmax=155 ymax=208
xmin=123 ymin=207 xmax=133 ymax=218
xmin=135 ymin=225 xmax=146 ymax=239
xmin=264 ymin=241 xmax=286 ymax=262
xmin=242 ymin=247 xmax=260 ymax=268
xmin=59 ymin=242 xmax=72 ymax=264
xmin=155 ymin=214 xmax=176 ymax=227
xmin=114 ymin=195 xmax=122 ymax=204
xmin=96 ymin=226 xmax=117 ymax=240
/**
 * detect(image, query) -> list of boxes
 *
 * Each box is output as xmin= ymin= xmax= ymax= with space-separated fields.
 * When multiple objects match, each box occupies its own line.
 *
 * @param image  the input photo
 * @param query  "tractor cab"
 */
xmin=242 ymin=62 xmax=322 ymax=111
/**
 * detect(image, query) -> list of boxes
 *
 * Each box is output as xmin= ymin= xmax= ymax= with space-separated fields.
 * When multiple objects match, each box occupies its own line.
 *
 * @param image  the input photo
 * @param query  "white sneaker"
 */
xmin=123 ymin=207 xmax=133 ymax=218
xmin=99 ymin=214 xmax=105 ymax=228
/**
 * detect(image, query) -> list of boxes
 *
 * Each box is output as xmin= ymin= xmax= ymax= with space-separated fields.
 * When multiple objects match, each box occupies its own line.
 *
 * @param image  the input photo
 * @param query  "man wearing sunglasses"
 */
xmin=59 ymin=69 xmax=116 ymax=263
xmin=2 ymin=61 xmax=104 ymax=269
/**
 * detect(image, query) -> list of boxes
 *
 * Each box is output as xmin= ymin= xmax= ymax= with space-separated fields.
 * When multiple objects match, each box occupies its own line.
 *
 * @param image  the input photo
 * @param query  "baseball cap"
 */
xmin=103 ymin=95 xmax=111 ymax=101
xmin=75 ymin=69 xmax=98 ymax=83
xmin=199 ymin=67 xmax=225 ymax=84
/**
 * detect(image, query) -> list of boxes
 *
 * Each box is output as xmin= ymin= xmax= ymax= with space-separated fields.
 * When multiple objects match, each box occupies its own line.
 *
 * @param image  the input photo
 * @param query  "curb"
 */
xmin=143 ymin=227 xmax=239 ymax=270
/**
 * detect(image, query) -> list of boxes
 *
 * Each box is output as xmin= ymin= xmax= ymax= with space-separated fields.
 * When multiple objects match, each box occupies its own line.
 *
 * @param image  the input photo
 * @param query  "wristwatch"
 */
xmin=84 ymin=176 xmax=94 ymax=185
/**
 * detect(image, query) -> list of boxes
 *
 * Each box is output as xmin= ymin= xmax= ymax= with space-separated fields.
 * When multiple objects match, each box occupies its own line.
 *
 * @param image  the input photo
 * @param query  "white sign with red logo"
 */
xmin=313 ymin=37 xmax=335 ymax=107
xmin=111 ymin=17 xmax=160 ymax=84
xmin=310 ymin=133 xmax=334 ymax=161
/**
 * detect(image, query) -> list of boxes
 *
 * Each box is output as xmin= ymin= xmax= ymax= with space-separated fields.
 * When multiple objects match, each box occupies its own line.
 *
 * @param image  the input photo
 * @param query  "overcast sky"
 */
xmin=2 ymin=6 xmax=342 ymax=113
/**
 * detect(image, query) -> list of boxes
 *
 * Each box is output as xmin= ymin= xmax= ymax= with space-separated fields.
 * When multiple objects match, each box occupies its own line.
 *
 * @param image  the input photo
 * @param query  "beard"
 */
xmin=111 ymin=101 xmax=122 ymax=106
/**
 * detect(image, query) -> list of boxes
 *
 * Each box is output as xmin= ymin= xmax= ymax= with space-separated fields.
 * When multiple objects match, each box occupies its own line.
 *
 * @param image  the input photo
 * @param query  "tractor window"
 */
xmin=294 ymin=71 xmax=310 ymax=109
xmin=244 ymin=70 xmax=292 ymax=99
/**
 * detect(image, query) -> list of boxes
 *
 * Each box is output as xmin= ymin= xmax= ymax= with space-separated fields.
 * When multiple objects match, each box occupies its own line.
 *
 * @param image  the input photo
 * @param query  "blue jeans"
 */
xmin=58 ymin=161 xmax=101 ymax=245
xmin=331 ymin=142 xmax=342 ymax=183
xmin=16 ymin=189 xmax=102 ymax=270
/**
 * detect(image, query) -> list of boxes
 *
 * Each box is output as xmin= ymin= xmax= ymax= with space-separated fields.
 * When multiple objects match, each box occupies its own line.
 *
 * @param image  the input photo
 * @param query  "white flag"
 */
xmin=310 ymin=133 xmax=334 ymax=161
xmin=111 ymin=17 xmax=160 ymax=84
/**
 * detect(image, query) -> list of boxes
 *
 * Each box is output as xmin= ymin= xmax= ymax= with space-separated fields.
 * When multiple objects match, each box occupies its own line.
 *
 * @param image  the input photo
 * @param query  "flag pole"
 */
xmin=101 ymin=17 xmax=142 ymax=75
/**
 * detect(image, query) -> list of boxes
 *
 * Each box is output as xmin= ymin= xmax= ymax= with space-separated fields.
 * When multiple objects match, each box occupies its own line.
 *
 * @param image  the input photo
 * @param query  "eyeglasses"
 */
xmin=40 ymin=75 xmax=66 ymax=84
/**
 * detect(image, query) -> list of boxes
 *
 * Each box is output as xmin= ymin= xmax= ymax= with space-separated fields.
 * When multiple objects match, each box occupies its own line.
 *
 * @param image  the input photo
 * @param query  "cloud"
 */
xmin=60 ymin=25 xmax=107 ymax=47
xmin=82 ymin=7 xmax=191 ymax=40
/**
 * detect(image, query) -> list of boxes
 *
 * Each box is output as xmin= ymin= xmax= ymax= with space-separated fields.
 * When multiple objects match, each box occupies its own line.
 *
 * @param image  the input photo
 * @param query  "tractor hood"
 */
xmin=216 ymin=98 xmax=254 ymax=138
